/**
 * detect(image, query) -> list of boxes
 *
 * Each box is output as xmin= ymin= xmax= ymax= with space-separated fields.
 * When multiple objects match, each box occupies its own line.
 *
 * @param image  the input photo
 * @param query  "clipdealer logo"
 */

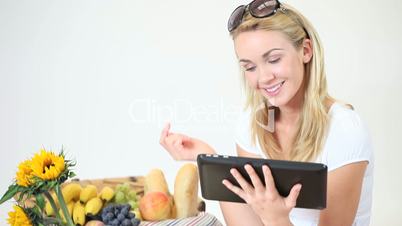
xmin=128 ymin=98 xmax=241 ymax=125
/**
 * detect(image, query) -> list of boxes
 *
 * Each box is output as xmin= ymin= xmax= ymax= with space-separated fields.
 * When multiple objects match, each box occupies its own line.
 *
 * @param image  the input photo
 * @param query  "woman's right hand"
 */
xmin=159 ymin=123 xmax=215 ymax=161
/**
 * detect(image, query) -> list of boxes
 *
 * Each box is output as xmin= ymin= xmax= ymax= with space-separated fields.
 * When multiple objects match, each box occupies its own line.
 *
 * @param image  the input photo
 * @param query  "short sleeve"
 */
xmin=322 ymin=106 xmax=373 ymax=171
xmin=234 ymin=110 xmax=261 ymax=155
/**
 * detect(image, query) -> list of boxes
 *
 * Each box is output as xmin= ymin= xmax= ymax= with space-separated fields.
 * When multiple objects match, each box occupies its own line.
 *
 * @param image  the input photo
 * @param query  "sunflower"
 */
xmin=7 ymin=205 xmax=32 ymax=226
xmin=31 ymin=149 xmax=65 ymax=181
xmin=15 ymin=160 xmax=33 ymax=187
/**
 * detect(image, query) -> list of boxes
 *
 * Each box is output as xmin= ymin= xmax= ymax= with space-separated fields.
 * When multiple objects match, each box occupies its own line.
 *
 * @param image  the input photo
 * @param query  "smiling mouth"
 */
xmin=265 ymin=81 xmax=285 ymax=94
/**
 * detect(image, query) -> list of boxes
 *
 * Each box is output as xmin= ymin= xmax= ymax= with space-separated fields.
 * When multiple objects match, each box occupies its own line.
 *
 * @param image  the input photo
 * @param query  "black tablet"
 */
xmin=197 ymin=154 xmax=327 ymax=209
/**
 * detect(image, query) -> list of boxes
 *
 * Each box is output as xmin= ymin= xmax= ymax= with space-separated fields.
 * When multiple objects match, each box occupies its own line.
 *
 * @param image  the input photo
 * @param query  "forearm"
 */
xmin=220 ymin=201 xmax=264 ymax=226
xmin=193 ymin=138 xmax=216 ymax=155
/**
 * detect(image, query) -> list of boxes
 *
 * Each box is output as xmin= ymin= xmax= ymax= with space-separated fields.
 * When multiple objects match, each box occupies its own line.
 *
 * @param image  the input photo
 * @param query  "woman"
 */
xmin=159 ymin=0 xmax=373 ymax=225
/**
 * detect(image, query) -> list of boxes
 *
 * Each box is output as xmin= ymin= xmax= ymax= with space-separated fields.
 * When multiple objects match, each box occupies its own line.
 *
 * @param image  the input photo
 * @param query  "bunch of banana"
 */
xmin=44 ymin=183 xmax=82 ymax=216
xmin=44 ymin=183 xmax=115 ymax=226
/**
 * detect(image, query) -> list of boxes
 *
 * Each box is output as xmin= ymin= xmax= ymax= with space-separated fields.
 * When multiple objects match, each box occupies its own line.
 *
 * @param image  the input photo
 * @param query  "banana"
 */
xmin=99 ymin=186 xmax=115 ymax=202
xmin=132 ymin=209 xmax=142 ymax=220
xmin=62 ymin=183 xmax=82 ymax=203
xmin=44 ymin=192 xmax=59 ymax=216
xmin=59 ymin=202 xmax=74 ymax=223
xmin=80 ymin=185 xmax=98 ymax=204
xmin=85 ymin=197 xmax=103 ymax=215
xmin=73 ymin=201 xmax=86 ymax=226
xmin=45 ymin=183 xmax=81 ymax=216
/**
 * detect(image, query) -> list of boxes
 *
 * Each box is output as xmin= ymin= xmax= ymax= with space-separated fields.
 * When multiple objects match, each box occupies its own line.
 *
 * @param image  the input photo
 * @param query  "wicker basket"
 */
xmin=20 ymin=176 xmax=223 ymax=226
xmin=72 ymin=176 xmax=222 ymax=226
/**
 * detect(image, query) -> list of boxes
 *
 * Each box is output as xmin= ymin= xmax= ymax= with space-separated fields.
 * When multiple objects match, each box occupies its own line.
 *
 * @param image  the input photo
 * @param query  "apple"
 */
xmin=139 ymin=191 xmax=172 ymax=221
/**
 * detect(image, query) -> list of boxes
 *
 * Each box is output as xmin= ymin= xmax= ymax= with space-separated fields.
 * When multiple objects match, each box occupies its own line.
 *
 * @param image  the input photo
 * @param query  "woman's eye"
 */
xmin=268 ymin=58 xmax=280 ymax=64
xmin=245 ymin=67 xmax=256 ymax=72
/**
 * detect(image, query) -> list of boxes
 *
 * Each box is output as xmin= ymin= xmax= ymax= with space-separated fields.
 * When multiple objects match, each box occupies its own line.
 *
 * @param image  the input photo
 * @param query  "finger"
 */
xmin=181 ymin=135 xmax=191 ymax=143
xmin=244 ymin=164 xmax=264 ymax=191
xmin=230 ymin=168 xmax=254 ymax=193
xmin=159 ymin=122 xmax=171 ymax=144
xmin=285 ymin=184 xmax=302 ymax=208
xmin=262 ymin=165 xmax=278 ymax=195
xmin=173 ymin=138 xmax=184 ymax=151
xmin=165 ymin=133 xmax=177 ymax=145
xmin=222 ymin=179 xmax=246 ymax=201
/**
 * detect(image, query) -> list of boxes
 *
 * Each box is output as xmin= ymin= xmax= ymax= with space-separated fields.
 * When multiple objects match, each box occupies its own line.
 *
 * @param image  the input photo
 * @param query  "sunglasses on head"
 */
xmin=228 ymin=0 xmax=283 ymax=32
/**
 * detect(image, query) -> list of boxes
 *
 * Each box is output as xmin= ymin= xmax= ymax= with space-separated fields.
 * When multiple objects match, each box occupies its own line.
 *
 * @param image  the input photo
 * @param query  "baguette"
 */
xmin=144 ymin=169 xmax=170 ymax=195
xmin=174 ymin=163 xmax=199 ymax=218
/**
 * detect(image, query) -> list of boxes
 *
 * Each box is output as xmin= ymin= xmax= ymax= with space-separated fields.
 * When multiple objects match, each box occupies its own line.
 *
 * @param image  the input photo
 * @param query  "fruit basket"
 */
xmin=70 ymin=176 xmax=223 ymax=226
xmin=1 ymin=149 xmax=223 ymax=226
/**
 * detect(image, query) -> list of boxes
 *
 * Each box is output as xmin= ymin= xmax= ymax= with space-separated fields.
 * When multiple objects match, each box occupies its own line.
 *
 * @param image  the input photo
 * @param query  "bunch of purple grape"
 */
xmin=101 ymin=204 xmax=140 ymax=226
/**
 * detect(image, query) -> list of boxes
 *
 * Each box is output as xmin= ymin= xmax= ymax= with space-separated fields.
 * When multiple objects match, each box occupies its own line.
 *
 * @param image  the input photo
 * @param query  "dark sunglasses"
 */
xmin=228 ymin=0 xmax=282 ymax=32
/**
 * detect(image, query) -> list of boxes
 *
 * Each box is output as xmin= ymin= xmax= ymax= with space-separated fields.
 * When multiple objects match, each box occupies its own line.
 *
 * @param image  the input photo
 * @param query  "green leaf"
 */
xmin=69 ymin=171 xmax=76 ymax=178
xmin=0 ymin=184 xmax=20 ymax=205
xmin=35 ymin=193 xmax=45 ymax=210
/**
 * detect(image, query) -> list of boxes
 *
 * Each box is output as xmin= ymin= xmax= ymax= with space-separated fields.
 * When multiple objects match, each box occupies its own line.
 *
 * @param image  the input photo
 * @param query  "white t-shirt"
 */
xmin=234 ymin=102 xmax=374 ymax=226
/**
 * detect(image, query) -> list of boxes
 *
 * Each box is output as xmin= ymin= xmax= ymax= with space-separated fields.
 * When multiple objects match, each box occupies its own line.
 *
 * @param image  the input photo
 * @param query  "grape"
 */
xmin=120 ymin=182 xmax=130 ymax=193
xmin=114 ymin=191 xmax=126 ymax=204
xmin=129 ymin=200 xmax=139 ymax=210
xmin=111 ymin=219 xmax=119 ymax=226
xmin=131 ymin=218 xmax=140 ymax=226
xmin=100 ymin=203 xmax=140 ymax=226
xmin=128 ymin=212 xmax=135 ymax=219
xmin=121 ymin=207 xmax=129 ymax=217
xmin=127 ymin=190 xmax=137 ymax=201
xmin=114 ymin=209 xmax=120 ymax=217
xmin=122 ymin=219 xmax=132 ymax=226
xmin=104 ymin=205 xmax=113 ymax=212
xmin=106 ymin=212 xmax=114 ymax=221
xmin=117 ymin=213 xmax=125 ymax=222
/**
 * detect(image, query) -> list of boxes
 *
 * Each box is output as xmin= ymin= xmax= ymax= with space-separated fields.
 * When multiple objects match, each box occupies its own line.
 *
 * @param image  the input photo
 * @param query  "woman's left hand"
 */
xmin=222 ymin=164 xmax=302 ymax=226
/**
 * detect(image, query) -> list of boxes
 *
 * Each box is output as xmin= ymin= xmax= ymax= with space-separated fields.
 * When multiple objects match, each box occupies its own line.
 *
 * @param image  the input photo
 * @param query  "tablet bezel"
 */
xmin=197 ymin=154 xmax=327 ymax=209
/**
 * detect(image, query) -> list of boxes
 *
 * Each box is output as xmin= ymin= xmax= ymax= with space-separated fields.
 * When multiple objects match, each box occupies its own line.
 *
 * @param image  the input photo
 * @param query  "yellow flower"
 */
xmin=16 ymin=160 xmax=33 ymax=187
xmin=7 ymin=205 xmax=32 ymax=226
xmin=31 ymin=149 xmax=65 ymax=180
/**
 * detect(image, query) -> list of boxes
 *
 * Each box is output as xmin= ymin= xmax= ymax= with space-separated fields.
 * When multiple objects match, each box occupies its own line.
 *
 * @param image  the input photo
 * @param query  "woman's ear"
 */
xmin=302 ymin=38 xmax=313 ymax=63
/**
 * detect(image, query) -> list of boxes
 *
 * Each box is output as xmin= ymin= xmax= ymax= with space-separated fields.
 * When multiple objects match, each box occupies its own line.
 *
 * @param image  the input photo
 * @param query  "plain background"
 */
xmin=1 ymin=0 xmax=401 ymax=225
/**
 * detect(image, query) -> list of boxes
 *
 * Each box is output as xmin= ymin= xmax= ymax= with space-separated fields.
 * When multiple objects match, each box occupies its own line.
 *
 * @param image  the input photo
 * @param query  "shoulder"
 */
xmin=329 ymin=103 xmax=368 ymax=138
xmin=322 ymin=103 xmax=373 ymax=171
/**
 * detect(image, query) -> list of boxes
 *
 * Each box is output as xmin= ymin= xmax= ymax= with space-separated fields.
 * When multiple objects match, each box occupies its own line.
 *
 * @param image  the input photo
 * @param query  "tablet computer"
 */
xmin=197 ymin=154 xmax=327 ymax=209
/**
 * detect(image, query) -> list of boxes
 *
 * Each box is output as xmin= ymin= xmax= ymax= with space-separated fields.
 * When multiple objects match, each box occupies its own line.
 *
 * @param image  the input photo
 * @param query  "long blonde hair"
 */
xmin=230 ymin=3 xmax=334 ymax=162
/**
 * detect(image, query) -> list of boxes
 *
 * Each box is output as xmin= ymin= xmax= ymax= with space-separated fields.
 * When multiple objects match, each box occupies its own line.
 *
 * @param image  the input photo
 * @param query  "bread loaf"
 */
xmin=144 ymin=169 xmax=170 ymax=195
xmin=174 ymin=163 xmax=199 ymax=218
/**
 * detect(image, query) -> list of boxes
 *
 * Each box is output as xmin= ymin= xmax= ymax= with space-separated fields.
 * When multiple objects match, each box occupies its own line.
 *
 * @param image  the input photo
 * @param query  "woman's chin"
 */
xmin=262 ymin=94 xmax=284 ymax=107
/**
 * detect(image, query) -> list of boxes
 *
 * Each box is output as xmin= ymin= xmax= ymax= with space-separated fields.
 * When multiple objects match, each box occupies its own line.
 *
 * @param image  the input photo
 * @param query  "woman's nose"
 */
xmin=257 ymin=66 xmax=275 ymax=84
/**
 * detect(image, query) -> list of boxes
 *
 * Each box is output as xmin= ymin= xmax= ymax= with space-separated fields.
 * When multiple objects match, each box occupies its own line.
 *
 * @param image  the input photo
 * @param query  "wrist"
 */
xmin=193 ymin=138 xmax=216 ymax=155
xmin=262 ymin=217 xmax=292 ymax=226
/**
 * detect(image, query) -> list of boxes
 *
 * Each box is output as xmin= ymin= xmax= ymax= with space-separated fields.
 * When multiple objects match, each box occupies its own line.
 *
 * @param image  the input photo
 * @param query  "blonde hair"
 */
xmin=230 ymin=3 xmax=335 ymax=162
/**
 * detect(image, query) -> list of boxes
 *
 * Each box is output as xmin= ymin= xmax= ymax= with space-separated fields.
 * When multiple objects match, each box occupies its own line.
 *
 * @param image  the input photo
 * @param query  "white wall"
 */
xmin=0 ymin=0 xmax=401 ymax=225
